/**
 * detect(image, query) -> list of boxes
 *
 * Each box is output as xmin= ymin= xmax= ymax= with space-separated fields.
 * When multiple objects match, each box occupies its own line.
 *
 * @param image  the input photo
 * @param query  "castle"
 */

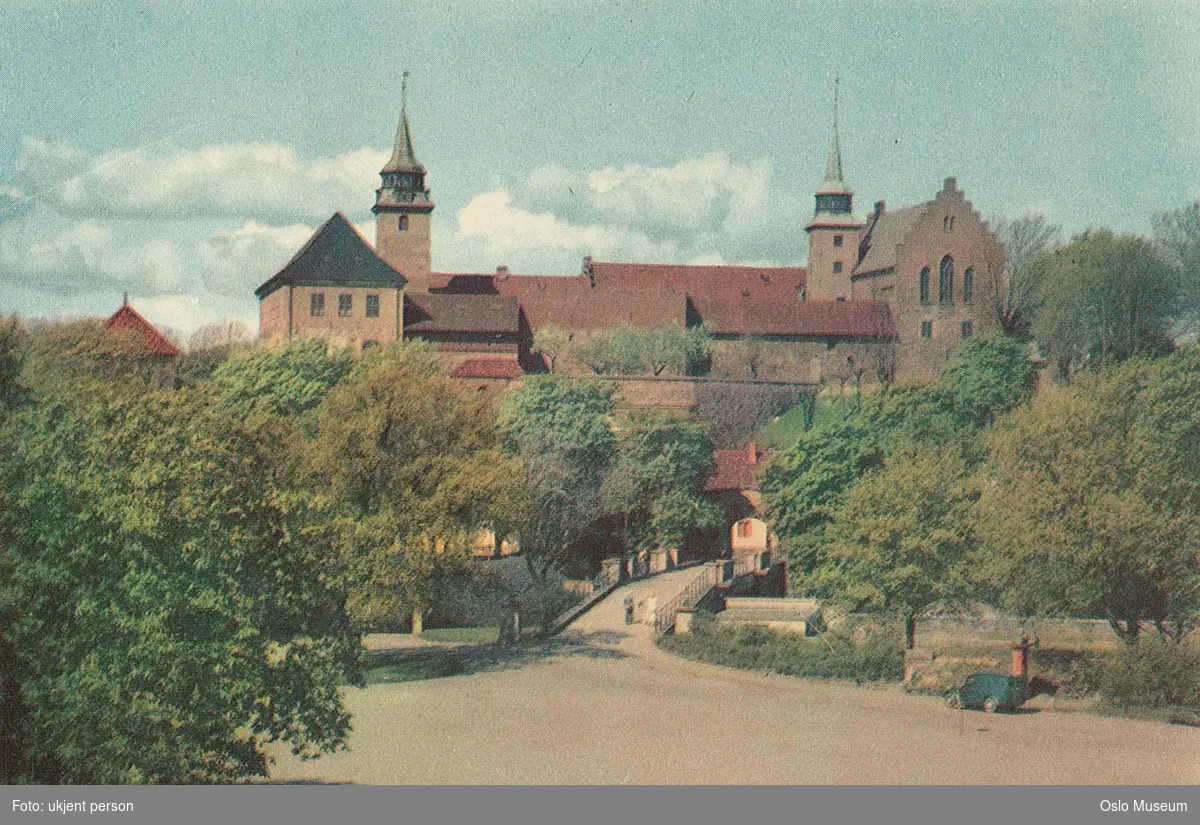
xmin=256 ymin=85 xmax=1003 ymax=386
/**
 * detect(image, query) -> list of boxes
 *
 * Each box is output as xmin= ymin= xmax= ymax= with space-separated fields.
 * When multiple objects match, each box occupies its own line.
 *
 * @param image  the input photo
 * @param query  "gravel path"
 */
xmin=267 ymin=575 xmax=1200 ymax=785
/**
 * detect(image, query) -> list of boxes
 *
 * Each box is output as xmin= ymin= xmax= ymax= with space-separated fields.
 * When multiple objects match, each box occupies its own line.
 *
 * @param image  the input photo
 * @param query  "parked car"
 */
xmin=945 ymin=673 xmax=1028 ymax=713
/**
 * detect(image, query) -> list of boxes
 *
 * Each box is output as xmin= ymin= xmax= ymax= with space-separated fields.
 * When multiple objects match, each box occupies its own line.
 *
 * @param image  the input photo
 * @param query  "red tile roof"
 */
xmin=695 ymin=298 xmax=896 ymax=338
xmin=705 ymin=445 xmax=770 ymax=493
xmin=587 ymin=261 xmax=807 ymax=304
xmin=103 ymin=301 xmax=182 ymax=357
xmin=450 ymin=358 xmax=525 ymax=379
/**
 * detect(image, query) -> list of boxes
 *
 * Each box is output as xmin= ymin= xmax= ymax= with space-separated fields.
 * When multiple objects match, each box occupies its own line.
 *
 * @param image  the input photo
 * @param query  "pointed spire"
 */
xmin=383 ymin=71 xmax=422 ymax=173
xmin=817 ymin=76 xmax=851 ymax=196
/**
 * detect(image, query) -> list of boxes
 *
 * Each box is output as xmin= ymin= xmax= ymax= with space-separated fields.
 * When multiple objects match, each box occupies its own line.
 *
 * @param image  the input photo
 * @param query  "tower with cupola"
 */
xmin=805 ymin=79 xmax=864 ymax=302
xmin=373 ymin=72 xmax=434 ymax=292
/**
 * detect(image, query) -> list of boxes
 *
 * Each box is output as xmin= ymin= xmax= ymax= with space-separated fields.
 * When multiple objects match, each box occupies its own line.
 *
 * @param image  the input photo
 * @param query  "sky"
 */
xmin=2 ymin=0 xmax=1198 ymax=341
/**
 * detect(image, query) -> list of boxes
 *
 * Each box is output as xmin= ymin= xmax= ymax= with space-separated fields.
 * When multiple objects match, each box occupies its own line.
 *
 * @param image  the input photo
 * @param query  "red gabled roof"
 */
xmin=586 ymin=261 xmax=807 ymax=304
xmin=704 ymin=445 xmax=771 ymax=493
xmin=103 ymin=300 xmax=182 ymax=357
xmin=450 ymin=358 xmax=525 ymax=380
xmin=694 ymin=298 xmax=896 ymax=338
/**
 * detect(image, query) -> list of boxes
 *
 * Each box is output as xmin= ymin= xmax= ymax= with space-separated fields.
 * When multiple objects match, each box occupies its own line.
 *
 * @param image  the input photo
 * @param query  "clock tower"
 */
xmin=374 ymin=72 xmax=434 ymax=292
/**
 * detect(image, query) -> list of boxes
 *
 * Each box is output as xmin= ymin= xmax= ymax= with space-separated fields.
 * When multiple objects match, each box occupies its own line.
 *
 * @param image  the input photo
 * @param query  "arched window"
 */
xmin=919 ymin=267 xmax=931 ymax=304
xmin=939 ymin=255 xmax=954 ymax=303
xmin=963 ymin=268 xmax=974 ymax=304
xmin=398 ymin=215 xmax=409 ymax=231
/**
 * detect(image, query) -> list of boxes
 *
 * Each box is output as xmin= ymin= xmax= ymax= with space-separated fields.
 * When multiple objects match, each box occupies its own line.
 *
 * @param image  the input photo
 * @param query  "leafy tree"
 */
xmin=938 ymin=332 xmax=1036 ymax=427
xmin=177 ymin=321 xmax=254 ymax=387
xmin=310 ymin=343 xmax=526 ymax=632
xmin=992 ymin=214 xmax=1061 ymax=336
xmin=210 ymin=338 xmax=353 ymax=419
xmin=573 ymin=323 xmax=710 ymax=376
xmin=0 ymin=315 xmax=28 ymax=781
xmin=1153 ymin=201 xmax=1200 ymax=335
xmin=976 ymin=357 xmax=1200 ymax=643
xmin=1033 ymin=230 xmax=1178 ymax=375
xmin=533 ymin=323 xmax=569 ymax=372
xmin=499 ymin=376 xmax=617 ymax=579
xmin=576 ymin=325 xmax=645 ymax=375
xmin=2 ymin=377 xmax=359 ymax=782
xmin=814 ymin=446 xmax=978 ymax=650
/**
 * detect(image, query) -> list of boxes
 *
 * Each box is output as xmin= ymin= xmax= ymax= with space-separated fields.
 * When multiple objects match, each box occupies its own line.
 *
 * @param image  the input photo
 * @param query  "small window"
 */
xmin=398 ymin=215 xmax=409 ymax=231
xmin=366 ymin=294 xmax=380 ymax=318
xmin=736 ymin=520 xmax=753 ymax=538
xmin=833 ymin=234 xmax=843 ymax=248
xmin=963 ymin=268 xmax=974 ymax=304
xmin=833 ymin=261 xmax=843 ymax=274
xmin=921 ymin=320 xmax=933 ymax=339
xmin=939 ymin=255 xmax=954 ymax=303
xmin=961 ymin=320 xmax=973 ymax=338
xmin=919 ymin=267 xmax=931 ymax=304
xmin=310 ymin=293 xmax=325 ymax=317
xmin=338 ymin=294 xmax=353 ymax=317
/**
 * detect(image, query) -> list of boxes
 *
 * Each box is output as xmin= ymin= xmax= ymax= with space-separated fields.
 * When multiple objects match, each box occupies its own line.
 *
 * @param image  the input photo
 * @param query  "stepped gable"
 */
xmin=255 ymin=213 xmax=407 ymax=299
xmin=854 ymin=202 xmax=930 ymax=277
xmin=403 ymin=292 xmax=520 ymax=335
xmin=103 ymin=298 xmax=181 ymax=357
xmin=693 ymin=297 xmax=895 ymax=338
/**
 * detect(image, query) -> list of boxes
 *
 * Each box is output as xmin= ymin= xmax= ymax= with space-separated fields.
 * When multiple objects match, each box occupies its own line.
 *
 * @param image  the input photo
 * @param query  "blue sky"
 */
xmin=2 ymin=1 xmax=1198 ymax=339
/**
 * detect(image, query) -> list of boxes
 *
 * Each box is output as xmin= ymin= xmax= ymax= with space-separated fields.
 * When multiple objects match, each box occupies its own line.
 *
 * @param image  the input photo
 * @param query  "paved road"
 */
xmin=267 ymin=576 xmax=1200 ymax=784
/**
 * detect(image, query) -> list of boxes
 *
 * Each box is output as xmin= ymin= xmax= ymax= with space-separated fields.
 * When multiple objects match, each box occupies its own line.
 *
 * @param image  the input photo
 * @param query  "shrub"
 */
xmin=1100 ymin=637 xmax=1200 ymax=707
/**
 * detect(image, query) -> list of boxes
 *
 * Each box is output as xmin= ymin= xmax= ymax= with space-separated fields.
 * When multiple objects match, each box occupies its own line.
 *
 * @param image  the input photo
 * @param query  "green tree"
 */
xmin=532 ymin=323 xmax=570 ymax=372
xmin=210 ymin=338 xmax=353 ymax=419
xmin=1034 ymin=230 xmax=1178 ymax=375
xmin=976 ymin=356 xmax=1200 ymax=643
xmin=938 ymin=332 xmax=1036 ymax=427
xmin=2 ymin=377 xmax=359 ymax=782
xmin=1153 ymin=201 xmax=1200 ymax=336
xmin=499 ymin=376 xmax=617 ymax=579
xmin=310 ymin=343 xmax=526 ymax=632
xmin=815 ymin=446 xmax=978 ymax=650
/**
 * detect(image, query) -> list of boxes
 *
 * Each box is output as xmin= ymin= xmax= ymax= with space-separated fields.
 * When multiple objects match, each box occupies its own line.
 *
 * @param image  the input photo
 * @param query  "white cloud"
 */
xmin=13 ymin=138 xmax=386 ymax=223
xmin=202 ymin=220 xmax=317 ymax=297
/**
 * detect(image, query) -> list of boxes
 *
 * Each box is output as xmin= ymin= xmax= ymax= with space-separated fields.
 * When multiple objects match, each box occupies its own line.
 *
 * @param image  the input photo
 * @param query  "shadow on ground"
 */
xmin=363 ymin=630 xmax=630 ymax=685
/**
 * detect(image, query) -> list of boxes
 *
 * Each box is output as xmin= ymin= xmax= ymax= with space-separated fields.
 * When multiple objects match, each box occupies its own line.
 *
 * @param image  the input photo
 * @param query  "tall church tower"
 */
xmin=374 ymin=73 xmax=434 ymax=292
xmin=805 ymin=79 xmax=863 ymax=302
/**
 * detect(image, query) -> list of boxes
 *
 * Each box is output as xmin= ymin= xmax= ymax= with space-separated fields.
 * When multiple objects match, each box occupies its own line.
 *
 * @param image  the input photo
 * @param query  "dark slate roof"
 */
xmin=450 ymin=358 xmax=525 ymax=379
xmin=255 ymin=213 xmax=407 ymax=299
xmin=854 ymin=203 xmax=930 ymax=276
xmin=103 ymin=300 xmax=182 ymax=357
xmin=693 ymin=298 xmax=896 ymax=339
xmin=404 ymin=293 xmax=520 ymax=335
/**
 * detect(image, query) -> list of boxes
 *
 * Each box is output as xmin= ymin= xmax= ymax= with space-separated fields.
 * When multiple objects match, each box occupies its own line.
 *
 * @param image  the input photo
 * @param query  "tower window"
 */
xmin=963 ymin=268 xmax=974 ymax=304
xmin=939 ymin=255 xmax=954 ymax=303
xmin=366 ymin=294 xmax=380 ymax=318
xmin=833 ymin=262 xmax=843 ymax=274
xmin=310 ymin=293 xmax=325 ymax=317
xmin=921 ymin=320 xmax=933 ymax=339
xmin=398 ymin=215 xmax=409 ymax=231
xmin=833 ymin=234 xmax=843 ymax=248
xmin=919 ymin=267 xmax=931 ymax=304
xmin=943 ymin=216 xmax=955 ymax=232
xmin=338 ymin=294 xmax=353 ymax=316
xmin=961 ymin=320 xmax=973 ymax=338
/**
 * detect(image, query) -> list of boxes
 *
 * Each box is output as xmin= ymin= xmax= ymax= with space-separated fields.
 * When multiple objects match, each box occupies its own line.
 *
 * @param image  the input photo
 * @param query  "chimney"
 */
xmin=495 ymin=264 xmax=510 ymax=281
xmin=122 ymin=291 xmax=129 ymax=308
xmin=747 ymin=441 xmax=757 ymax=465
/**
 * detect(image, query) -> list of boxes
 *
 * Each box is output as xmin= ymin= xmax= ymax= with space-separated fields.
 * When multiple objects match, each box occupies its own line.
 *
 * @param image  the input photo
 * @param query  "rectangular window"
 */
xmin=338 ymin=294 xmax=353 ymax=317
xmin=961 ymin=320 xmax=973 ymax=338
xmin=921 ymin=320 xmax=933 ymax=339
xmin=832 ymin=234 xmax=843 ymax=248
xmin=366 ymin=294 xmax=380 ymax=318
xmin=310 ymin=293 xmax=325 ymax=317
xmin=833 ymin=261 xmax=843 ymax=274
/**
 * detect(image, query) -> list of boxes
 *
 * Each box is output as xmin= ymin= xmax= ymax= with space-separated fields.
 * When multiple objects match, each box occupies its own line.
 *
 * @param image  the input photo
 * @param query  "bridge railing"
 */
xmin=651 ymin=563 xmax=719 ymax=635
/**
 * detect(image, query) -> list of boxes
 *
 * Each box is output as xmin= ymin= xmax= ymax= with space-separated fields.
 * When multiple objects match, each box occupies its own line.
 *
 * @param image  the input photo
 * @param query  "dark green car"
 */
xmin=946 ymin=673 xmax=1028 ymax=713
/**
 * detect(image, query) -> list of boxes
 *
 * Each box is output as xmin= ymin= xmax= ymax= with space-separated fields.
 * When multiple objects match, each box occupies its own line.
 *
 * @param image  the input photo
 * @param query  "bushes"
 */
xmin=659 ymin=615 xmax=902 ymax=682
xmin=1100 ymin=637 xmax=1200 ymax=707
